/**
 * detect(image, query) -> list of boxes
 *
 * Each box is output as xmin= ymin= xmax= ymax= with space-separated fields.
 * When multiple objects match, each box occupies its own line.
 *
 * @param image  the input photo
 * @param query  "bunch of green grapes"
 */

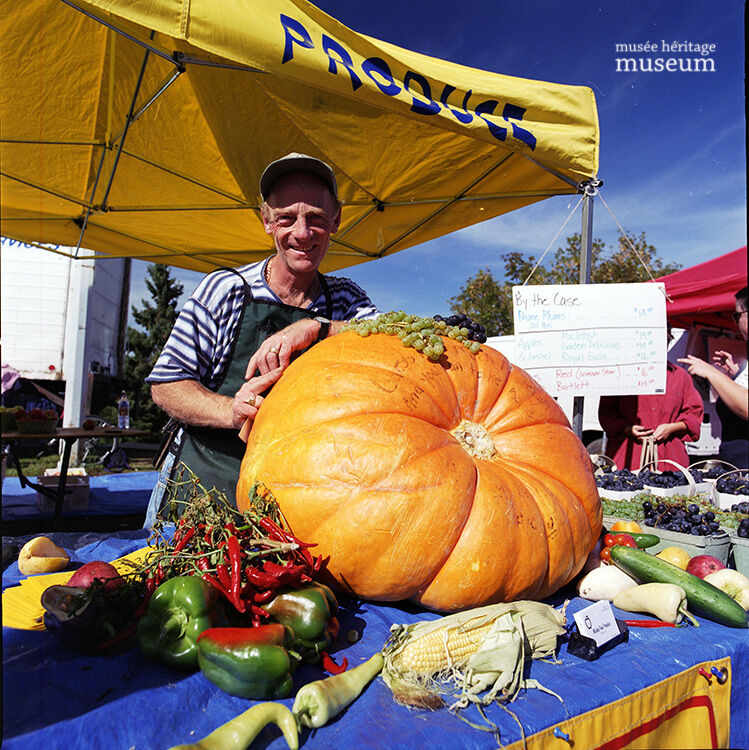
xmin=343 ymin=311 xmax=482 ymax=361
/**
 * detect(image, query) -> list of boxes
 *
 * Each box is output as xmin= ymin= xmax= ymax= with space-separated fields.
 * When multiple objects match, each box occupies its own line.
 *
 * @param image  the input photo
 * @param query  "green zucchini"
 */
xmin=608 ymin=531 xmax=660 ymax=549
xmin=610 ymin=546 xmax=748 ymax=628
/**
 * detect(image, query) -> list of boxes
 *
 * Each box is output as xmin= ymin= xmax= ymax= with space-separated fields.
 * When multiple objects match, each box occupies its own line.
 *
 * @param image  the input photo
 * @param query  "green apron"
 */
xmin=167 ymin=268 xmax=332 ymax=510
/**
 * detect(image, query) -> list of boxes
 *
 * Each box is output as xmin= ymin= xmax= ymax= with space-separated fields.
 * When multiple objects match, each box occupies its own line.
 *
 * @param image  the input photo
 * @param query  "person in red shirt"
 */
xmin=598 ymin=334 xmax=703 ymax=471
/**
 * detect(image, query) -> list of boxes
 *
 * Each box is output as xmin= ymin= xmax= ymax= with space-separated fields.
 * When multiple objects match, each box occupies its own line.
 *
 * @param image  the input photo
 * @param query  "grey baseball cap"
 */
xmin=259 ymin=152 xmax=338 ymax=201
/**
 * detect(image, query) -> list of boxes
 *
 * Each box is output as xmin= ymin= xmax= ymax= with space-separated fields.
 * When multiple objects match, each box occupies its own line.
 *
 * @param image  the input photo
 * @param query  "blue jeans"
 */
xmin=144 ymin=448 xmax=176 ymax=528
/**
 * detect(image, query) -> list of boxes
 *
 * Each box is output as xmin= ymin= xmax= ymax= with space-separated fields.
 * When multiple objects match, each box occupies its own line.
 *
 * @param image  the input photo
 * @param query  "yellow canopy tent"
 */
xmin=0 ymin=0 xmax=599 ymax=274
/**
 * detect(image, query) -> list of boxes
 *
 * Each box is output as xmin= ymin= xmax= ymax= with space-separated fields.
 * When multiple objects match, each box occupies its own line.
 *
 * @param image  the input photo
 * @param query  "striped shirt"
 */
xmin=147 ymin=259 xmax=378 ymax=388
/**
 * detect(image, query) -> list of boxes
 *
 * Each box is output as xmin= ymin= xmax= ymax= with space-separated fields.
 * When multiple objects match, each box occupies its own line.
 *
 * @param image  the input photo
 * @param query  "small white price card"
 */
xmin=573 ymin=600 xmax=619 ymax=647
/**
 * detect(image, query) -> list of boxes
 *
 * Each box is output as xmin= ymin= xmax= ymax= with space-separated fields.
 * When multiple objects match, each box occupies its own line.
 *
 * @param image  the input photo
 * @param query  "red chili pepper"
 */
xmin=133 ymin=575 xmax=158 ymax=620
xmin=258 ymin=517 xmax=286 ymax=541
xmin=624 ymin=620 xmax=676 ymax=628
xmin=227 ymin=536 xmax=246 ymax=613
xmin=216 ymin=563 xmax=232 ymax=591
xmin=245 ymin=565 xmax=280 ymax=589
xmin=321 ymin=651 xmax=348 ymax=675
xmin=248 ymin=603 xmax=271 ymax=628
xmin=201 ymin=572 xmax=231 ymax=599
xmin=196 ymin=556 xmax=210 ymax=572
xmin=172 ymin=526 xmax=195 ymax=555
xmin=251 ymin=588 xmax=276 ymax=604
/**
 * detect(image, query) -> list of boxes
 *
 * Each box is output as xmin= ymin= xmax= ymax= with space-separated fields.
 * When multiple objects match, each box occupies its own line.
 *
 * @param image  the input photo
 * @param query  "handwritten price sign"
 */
xmin=512 ymin=283 xmax=667 ymax=396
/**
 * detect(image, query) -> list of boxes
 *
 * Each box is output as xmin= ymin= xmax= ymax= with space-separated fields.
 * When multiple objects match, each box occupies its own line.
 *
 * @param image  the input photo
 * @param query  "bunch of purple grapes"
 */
xmin=640 ymin=469 xmax=689 ymax=489
xmin=716 ymin=473 xmax=749 ymax=498
xmin=596 ymin=469 xmax=646 ymax=491
xmin=433 ymin=314 xmax=487 ymax=343
xmin=641 ymin=500 xmax=720 ymax=536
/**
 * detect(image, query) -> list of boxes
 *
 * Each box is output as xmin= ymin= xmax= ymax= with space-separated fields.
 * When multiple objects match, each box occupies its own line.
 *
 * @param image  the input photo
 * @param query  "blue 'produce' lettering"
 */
xmin=281 ymin=15 xmax=313 ymax=64
xmin=362 ymin=57 xmax=400 ymax=96
xmin=322 ymin=35 xmax=362 ymax=91
xmin=403 ymin=71 xmax=440 ymax=115
xmin=279 ymin=14 xmax=537 ymax=150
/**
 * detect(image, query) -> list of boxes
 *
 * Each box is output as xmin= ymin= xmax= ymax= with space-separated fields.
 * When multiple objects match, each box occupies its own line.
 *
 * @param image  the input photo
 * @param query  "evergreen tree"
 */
xmin=124 ymin=264 xmax=183 ymax=438
xmin=449 ymin=231 xmax=680 ymax=336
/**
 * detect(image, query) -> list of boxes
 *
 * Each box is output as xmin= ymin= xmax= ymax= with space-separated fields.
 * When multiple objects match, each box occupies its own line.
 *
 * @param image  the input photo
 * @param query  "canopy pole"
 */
xmin=572 ymin=178 xmax=603 ymax=440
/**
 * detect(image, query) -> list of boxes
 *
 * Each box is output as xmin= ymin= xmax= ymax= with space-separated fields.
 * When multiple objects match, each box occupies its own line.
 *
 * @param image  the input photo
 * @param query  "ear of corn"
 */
xmin=380 ymin=600 xmax=566 ymax=709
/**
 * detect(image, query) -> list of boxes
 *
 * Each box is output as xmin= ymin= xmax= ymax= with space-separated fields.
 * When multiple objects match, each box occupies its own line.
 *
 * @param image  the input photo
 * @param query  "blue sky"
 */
xmin=130 ymin=0 xmax=746 ymax=321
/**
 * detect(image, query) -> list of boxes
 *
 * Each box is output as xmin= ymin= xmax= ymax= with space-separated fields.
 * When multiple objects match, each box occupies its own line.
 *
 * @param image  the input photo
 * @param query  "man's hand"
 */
xmin=245 ymin=318 xmax=320 ymax=378
xmin=625 ymin=424 xmax=652 ymax=442
xmin=712 ymin=349 xmax=739 ymax=377
xmin=231 ymin=369 xmax=283 ymax=428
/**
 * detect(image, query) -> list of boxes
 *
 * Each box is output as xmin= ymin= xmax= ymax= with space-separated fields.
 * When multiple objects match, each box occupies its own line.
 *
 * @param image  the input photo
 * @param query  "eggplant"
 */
xmin=41 ymin=585 xmax=103 ymax=649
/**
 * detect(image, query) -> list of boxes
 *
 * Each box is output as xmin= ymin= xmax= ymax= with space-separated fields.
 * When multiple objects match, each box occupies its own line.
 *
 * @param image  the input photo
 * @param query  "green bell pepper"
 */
xmin=197 ymin=623 xmax=296 ymax=699
xmin=260 ymin=582 xmax=338 ymax=659
xmin=137 ymin=577 xmax=224 ymax=670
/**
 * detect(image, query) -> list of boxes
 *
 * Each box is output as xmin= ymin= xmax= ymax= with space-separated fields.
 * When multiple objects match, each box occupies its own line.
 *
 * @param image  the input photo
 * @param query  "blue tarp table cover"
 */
xmin=1 ymin=472 xmax=157 ymax=521
xmin=3 ymin=531 xmax=749 ymax=749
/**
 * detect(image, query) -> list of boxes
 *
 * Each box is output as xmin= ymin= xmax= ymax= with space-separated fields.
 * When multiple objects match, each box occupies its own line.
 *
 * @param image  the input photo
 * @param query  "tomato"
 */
xmin=600 ymin=547 xmax=612 ymax=563
xmin=603 ymin=533 xmax=637 ymax=549
xmin=613 ymin=533 xmax=637 ymax=548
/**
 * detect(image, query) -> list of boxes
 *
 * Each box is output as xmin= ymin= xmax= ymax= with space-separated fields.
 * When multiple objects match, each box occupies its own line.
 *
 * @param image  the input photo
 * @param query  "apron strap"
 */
xmin=318 ymin=274 xmax=333 ymax=318
xmin=212 ymin=266 xmax=253 ymax=298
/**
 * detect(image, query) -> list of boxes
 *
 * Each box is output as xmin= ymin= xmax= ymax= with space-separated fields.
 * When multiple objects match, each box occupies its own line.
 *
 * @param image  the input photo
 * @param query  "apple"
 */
xmin=67 ymin=561 xmax=123 ymax=592
xmin=685 ymin=554 xmax=726 ymax=579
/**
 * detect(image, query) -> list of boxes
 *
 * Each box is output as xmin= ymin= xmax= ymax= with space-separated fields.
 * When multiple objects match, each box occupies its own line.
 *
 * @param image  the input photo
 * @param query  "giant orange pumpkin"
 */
xmin=237 ymin=332 xmax=601 ymax=612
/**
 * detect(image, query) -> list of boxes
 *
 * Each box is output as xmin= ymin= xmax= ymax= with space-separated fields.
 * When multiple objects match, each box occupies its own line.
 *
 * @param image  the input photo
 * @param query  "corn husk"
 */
xmin=381 ymin=600 xmax=566 ymax=711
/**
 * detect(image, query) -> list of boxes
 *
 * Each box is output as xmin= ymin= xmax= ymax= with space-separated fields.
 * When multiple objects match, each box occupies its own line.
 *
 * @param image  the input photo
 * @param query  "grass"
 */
xmin=4 ymin=454 xmax=155 ymax=478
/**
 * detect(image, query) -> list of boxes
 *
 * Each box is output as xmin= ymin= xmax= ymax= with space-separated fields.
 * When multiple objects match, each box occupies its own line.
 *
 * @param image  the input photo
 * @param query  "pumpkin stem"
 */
xmin=450 ymin=420 xmax=496 ymax=459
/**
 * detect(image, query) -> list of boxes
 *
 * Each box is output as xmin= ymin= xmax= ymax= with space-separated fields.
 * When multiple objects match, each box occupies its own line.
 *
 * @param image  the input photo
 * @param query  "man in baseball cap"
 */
xmin=259 ymin=152 xmax=338 ymax=201
xmin=144 ymin=151 xmax=377 ymax=521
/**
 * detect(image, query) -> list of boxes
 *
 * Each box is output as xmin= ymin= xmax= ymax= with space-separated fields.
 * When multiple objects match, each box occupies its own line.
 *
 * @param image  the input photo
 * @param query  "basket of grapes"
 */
xmin=638 ymin=460 xmax=698 ymax=498
xmin=689 ymin=460 xmax=739 ymax=487
xmin=712 ymin=471 xmax=749 ymax=511
xmin=595 ymin=468 xmax=650 ymax=500
xmin=638 ymin=497 xmax=731 ymax=562
xmin=729 ymin=516 xmax=749 ymax=576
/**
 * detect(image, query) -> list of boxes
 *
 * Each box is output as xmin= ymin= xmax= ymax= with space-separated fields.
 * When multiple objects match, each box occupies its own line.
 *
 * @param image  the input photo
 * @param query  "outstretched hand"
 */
xmin=677 ymin=354 xmax=714 ymax=379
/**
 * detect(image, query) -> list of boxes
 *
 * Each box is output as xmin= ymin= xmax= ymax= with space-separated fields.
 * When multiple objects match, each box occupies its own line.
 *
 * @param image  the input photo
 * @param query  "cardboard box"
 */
xmin=36 ymin=469 xmax=90 ymax=512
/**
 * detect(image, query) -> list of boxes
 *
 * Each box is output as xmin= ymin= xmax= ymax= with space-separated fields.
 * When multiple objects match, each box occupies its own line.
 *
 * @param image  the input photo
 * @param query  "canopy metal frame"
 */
xmin=1 ymin=0 xmax=591 ymax=270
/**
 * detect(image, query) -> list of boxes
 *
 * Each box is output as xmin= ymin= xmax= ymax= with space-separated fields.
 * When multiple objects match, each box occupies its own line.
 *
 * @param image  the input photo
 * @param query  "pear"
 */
xmin=18 ymin=536 xmax=70 ymax=575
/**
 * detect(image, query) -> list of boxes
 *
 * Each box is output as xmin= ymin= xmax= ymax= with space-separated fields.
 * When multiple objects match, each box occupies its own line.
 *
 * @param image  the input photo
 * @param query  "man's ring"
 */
xmin=269 ymin=346 xmax=279 ymax=354
xmin=246 ymin=394 xmax=256 ymax=406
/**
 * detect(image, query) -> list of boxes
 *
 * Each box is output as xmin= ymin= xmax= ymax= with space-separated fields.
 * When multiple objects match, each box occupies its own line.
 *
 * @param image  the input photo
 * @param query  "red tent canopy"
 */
xmin=654 ymin=246 xmax=747 ymax=331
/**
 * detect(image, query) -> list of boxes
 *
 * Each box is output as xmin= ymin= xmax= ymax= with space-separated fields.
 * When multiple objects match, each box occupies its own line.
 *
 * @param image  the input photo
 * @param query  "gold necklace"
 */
xmin=266 ymin=257 xmax=318 ymax=306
